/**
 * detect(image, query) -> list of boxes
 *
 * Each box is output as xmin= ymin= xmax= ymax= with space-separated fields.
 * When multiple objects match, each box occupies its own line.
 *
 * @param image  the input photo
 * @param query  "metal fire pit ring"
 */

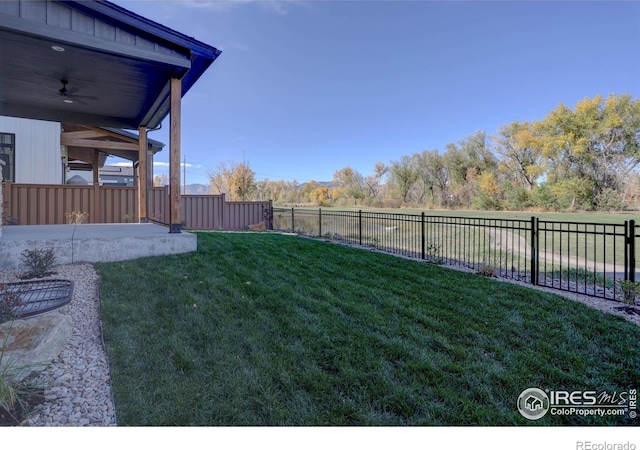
xmin=0 ymin=279 xmax=74 ymax=318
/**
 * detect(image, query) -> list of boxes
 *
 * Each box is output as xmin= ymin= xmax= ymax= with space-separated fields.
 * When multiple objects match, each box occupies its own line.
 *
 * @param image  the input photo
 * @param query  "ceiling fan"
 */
xmin=58 ymin=79 xmax=97 ymax=104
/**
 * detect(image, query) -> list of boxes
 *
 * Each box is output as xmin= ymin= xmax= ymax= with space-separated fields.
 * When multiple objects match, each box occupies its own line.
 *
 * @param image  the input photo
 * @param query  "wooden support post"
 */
xmin=169 ymin=77 xmax=182 ymax=233
xmin=138 ymin=126 xmax=148 ymax=223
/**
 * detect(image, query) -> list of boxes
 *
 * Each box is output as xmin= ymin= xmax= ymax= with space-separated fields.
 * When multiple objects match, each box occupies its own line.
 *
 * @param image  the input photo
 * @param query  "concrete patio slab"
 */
xmin=0 ymin=223 xmax=197 ymax=270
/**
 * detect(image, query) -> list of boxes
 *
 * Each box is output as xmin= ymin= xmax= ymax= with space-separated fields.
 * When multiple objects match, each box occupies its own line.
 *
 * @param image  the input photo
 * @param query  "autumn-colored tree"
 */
xmin=229 ymin=163 xmax=256 ymax=201
xmin=310 ymin=186 xmax=330 ymax=206
xmin=473 ymin=171 xmax=502 ymax=210
xmin=207 ymin=160 xmax=256 ymax=201
xmin=492 ymin=121 xmax=543 ymax=191
xmin=299 ymin=180 xmax=322 ymax=204
xmin=443 ymin=131 xmax=497 ymax=207
xmin=537 ymin=94 xmax=640 ymax=210
xmin=153 ymin=173 xmax=169 ymax=187
xmin=201 ymin=93 xmax=639 ymax=212
xmin=333 ymin=167 xmax=366 ymax=205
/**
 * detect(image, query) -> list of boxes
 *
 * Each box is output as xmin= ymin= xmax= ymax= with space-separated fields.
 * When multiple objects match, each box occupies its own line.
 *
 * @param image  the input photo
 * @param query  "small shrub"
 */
xmin=478 ymin=256 xmax=498 ymax=277
xmin=65 ymin=210 xmax=89 ymax=224
xmin=1 ymin=201 xmax=19 ymax=225
xmin=0 ymin=283 xmax=24 ymax=324
xmin=478 ymin=263 xmax=498 ymax=277
xmin=425 ymin=243 xmax=441 ymax=262
xmin=20 ymin=248 xmax=56 ymax=279
xmin=248 ymin=222 xmax=266 ymax=231
xmin=0 ymin=321 xmax=46 ymax=421
xmin=616 ymin=280 xmax=640 ymax=305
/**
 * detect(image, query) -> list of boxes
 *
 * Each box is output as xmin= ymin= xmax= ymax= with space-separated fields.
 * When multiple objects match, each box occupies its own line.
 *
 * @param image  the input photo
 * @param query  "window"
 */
xmin=0 ymin=133 xmax=15 ymax=182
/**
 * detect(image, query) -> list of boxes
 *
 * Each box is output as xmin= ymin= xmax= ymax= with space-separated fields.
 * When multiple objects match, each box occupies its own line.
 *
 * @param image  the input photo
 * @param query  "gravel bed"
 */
xmin=0 ymin=263 xmax=116 ymax=426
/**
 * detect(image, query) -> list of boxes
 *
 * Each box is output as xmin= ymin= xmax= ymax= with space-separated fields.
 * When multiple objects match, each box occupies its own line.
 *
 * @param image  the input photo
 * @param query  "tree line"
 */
xmin=208 ymin=94 xmax=640 ymax=211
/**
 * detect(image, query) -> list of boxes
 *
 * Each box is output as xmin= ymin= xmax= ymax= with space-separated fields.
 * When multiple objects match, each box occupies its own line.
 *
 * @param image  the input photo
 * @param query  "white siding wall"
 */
xmin=0 ymin=116 xmax=62 ymax=184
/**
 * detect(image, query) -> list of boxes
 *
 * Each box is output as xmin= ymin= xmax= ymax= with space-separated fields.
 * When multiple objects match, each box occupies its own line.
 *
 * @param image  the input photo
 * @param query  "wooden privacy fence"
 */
xmin=1 ymin=181 xmax=272 ymax=231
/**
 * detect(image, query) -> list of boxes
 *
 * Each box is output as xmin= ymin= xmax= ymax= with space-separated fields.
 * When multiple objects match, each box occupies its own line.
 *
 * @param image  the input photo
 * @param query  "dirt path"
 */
xmin=485 ymin=228 xmax=628 ymax=276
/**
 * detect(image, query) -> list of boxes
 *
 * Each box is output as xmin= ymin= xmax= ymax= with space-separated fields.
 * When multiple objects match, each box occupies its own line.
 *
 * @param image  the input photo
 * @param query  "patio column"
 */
xmin=138 ymin=126 xmax=148 ymax=223
xmin=169 ymin=76 xmax=182 ymax=233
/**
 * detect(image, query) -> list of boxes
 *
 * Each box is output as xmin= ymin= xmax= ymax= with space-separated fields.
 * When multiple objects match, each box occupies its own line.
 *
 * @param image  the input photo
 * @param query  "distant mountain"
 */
xmin=300 ymin=181 xmax=338 ymax=189
xmin=183 ymin=183 xmax=209 ymax=195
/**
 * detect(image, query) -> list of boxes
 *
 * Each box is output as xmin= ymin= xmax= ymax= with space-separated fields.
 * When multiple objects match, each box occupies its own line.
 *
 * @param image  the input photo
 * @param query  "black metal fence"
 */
xmin=272 ymin=207 xmax=638 ymax=303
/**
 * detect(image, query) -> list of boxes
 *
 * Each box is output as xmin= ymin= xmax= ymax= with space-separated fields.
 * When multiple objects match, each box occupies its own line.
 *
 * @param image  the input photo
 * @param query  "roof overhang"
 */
xmin=0 ymin=0 xmax=221 ymax=129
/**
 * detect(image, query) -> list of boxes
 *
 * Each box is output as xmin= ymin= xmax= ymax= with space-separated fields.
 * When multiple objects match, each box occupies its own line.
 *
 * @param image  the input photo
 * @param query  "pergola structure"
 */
xmin=62 ymin=124 xmax=165 ymax=186
xmin=0 ymin=0 xmax=221 ymax=232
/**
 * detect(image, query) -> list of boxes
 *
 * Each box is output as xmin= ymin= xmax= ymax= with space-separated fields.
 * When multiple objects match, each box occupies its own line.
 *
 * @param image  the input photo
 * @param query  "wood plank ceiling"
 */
xmin=0 ymin=0 xmax=220 ymax=130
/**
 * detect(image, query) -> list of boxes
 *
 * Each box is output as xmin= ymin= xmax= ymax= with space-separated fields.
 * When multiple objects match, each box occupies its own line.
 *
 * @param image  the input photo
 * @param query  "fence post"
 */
xmin=421 ymin=212 xmax=425 ymax=260
xmin=530 ymin=216 xmax=538 ymax=285
xmin=358 ymin=210 xmax=362 ymax=246
xmin=630 ymin=220 xmax=636 ymax=283
xmin=291 ymin=208 xmax=295 ymax=233
xmin=220 ymin=193 xmax=226 ymax=230
xmin=625 ymin=221 xmax=629 ymax=282
xmin=319 ymin=208 xmax=322 ymax=238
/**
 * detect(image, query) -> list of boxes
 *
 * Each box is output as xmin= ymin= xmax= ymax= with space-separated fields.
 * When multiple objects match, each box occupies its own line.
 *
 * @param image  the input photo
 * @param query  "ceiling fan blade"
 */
xmin=72 ymin=94 xmax=98 ymax=100
xmin=70 ymin=97 xmax=87 ymax=105
xmin=66 ymin=86 xmax=79 ymax=95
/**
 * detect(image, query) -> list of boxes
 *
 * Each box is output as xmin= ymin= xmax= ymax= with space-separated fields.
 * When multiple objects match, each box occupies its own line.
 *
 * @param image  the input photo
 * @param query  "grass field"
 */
xmin=96 ymin=232 xmax=640 ymax=426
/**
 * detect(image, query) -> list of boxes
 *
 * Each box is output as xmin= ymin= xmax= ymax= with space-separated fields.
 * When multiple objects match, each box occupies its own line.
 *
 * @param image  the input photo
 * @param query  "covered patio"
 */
xmin=0 ymin=0 xmax=221 ymax=266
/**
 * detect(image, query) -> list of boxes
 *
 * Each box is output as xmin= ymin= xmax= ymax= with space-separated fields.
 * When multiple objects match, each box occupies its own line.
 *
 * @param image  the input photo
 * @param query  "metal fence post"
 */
xmin=625 ymin=221 xmax=629 ymax=282
xmin=630 ymin=219 xmax=636 ymax=283
xmin=269 ymin=201 xmax=273 ymax=230
xmin=421 ymin=212 xmax=425 ymax=260
xmin=530 ymin=216 xmax=538 ymax=285
xmin=291 ymin=207 xmax=295 ymax=233
xmin=319 ymin=208 xmax=322 ymax=238
xmin=359 ymin=210 xmax=362 ymax=246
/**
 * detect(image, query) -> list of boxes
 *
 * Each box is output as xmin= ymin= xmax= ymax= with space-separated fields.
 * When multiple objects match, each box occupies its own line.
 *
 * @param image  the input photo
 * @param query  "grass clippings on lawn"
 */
xmin=96 ymin=232 xmax=640 ymax=426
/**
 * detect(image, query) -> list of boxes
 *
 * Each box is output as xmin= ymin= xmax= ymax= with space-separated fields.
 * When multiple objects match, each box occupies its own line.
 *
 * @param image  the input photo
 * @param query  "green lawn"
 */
xmin=96 ymin=232 xmax=640 ymax=426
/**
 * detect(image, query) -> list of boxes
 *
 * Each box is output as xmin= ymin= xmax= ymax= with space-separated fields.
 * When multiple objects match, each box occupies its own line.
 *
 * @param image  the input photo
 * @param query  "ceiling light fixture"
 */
xmin=63 ymin=99 xmax=73 ymax=104
xmin=51 ymin=45 xmax=65 ymax=52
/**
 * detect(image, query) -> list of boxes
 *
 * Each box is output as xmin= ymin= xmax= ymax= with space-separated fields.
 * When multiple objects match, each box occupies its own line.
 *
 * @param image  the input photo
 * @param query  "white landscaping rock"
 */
xmin=0 ymin=263 xmax=117 ymax=426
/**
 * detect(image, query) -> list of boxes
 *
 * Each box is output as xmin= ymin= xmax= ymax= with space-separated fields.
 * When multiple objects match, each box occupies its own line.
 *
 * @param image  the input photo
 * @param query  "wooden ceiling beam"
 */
xmin=61 ymin=136 xmax=139 ymax=151
xmin=61 ymin=130 xmax=108 ymax=139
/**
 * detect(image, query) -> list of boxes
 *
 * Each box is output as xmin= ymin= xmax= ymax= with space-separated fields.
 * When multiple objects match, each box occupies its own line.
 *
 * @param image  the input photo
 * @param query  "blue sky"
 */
xmin=111 ymin=0 xmax=640 ymax=186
